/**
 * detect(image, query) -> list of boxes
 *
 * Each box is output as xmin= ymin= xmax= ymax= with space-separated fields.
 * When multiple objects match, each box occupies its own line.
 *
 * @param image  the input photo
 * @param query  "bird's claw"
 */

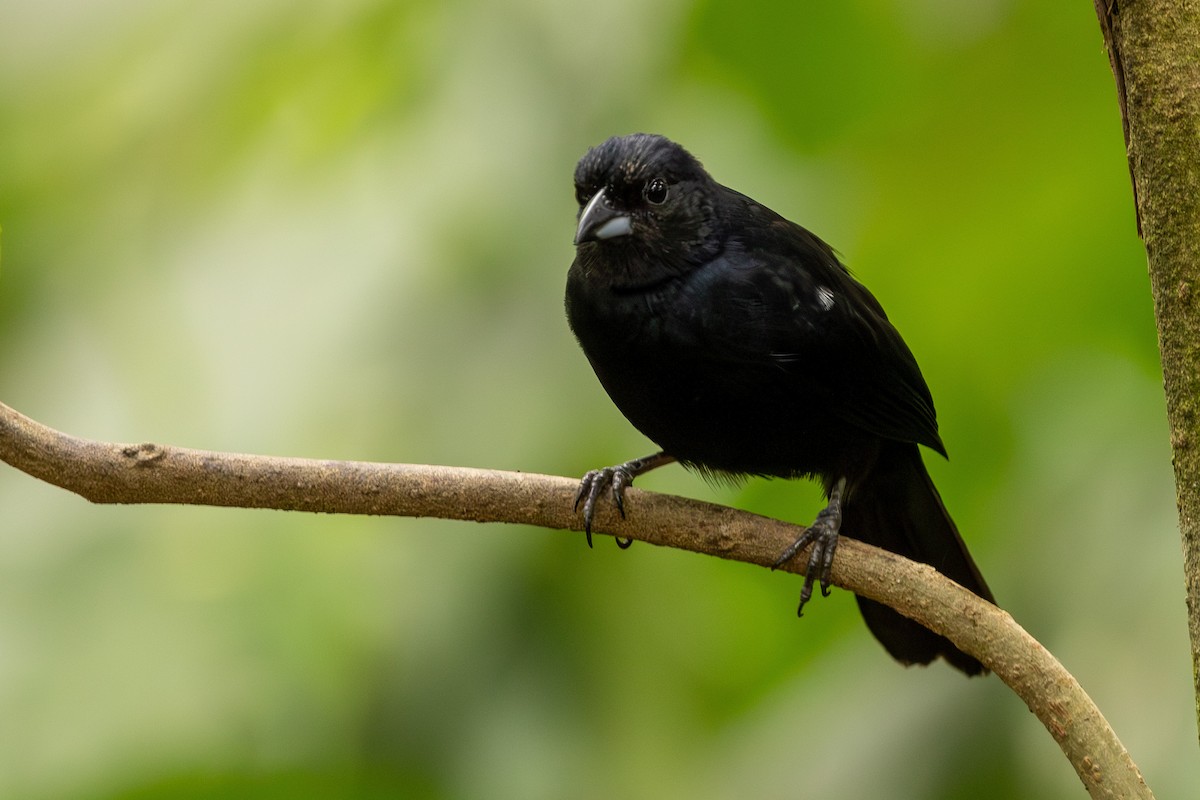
xmin=573 ymin=452 xmax=675 ymax=549
xmin=574 ymin=464 xmax=635 ymax=547
xmin=772 ymin=502 xmax=842 ymax=617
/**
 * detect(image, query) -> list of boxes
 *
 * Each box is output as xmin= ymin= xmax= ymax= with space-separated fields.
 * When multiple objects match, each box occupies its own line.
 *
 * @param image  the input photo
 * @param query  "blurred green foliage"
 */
xmin=0 ymin=1 xmax=1192 ymax=798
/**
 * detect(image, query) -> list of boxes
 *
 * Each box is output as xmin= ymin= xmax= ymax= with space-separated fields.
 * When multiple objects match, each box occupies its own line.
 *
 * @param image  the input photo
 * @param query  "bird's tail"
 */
xmin=842 ymin=441 xmax=994 ymax=675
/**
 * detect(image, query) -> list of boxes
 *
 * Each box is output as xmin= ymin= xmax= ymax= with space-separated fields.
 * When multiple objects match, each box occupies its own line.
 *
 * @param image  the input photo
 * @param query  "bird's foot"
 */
xmin=772 ymin=479 xmax=845 ymax=616
xmin=575 ymin=465 xmax=635 ymax=548
xmin=574 ymin=452 xmax=675 ymax=547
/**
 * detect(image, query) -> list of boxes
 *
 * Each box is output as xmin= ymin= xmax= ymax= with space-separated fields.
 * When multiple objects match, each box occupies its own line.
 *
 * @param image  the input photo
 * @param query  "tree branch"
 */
xmin=0 ymin=400 xmax=1151 ymax=798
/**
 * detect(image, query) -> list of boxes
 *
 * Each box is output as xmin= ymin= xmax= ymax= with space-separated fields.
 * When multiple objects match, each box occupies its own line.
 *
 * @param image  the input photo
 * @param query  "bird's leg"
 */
xmin=772 ymin=477 xmax=846 ymax=616
xmin=574 ymin=451 xmax=676 ymax=547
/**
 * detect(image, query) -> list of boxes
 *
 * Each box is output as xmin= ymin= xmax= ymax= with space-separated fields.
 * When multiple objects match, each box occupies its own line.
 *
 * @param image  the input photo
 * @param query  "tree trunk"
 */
xmin=1094 ymin=0 xmax=1200 ymax=741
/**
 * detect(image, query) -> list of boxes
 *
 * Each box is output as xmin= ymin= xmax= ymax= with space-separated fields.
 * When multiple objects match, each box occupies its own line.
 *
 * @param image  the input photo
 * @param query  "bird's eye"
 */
xmin=575 ymin=185 xmax=592 ymax=207
xmin=644 ymin=177 xmax=669 ymax=205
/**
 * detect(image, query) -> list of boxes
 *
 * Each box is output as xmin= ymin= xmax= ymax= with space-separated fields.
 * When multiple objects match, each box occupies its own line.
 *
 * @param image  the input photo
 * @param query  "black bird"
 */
xmin=565 ymin=133 xmax=994 ymax=674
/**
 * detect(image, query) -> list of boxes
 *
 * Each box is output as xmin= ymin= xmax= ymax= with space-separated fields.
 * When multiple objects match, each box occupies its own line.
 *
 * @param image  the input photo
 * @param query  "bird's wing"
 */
xmin=697 ymin=218 xmax=946 ymax=456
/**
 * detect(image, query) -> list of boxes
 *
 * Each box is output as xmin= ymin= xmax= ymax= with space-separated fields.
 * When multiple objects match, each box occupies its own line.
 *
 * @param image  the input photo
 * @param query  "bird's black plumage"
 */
xmin=565 ymin=133 xmax=994 ymax=674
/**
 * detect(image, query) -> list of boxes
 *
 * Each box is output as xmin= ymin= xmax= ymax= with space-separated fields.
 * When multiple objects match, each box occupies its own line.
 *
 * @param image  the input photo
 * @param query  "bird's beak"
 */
xmin=574 ymin=188 xmax=632 ymax=245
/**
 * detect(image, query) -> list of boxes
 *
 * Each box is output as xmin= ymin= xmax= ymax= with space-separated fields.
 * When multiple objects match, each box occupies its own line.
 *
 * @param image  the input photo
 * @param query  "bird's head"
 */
xmin=572 ymin=134 xmax=722 ymax=282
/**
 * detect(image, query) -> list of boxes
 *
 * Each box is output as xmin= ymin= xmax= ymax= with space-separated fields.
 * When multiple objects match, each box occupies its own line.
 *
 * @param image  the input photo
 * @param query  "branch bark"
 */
xmin=1093 ymin=0 xmax=1200 ymax=742
xmin=0 ymin=400 xmax=1151 ymax=798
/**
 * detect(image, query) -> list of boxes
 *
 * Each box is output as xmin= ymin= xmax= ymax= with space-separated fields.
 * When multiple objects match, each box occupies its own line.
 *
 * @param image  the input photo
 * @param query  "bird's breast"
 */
xmin=569 ymin=285 xmax=860 ymax=478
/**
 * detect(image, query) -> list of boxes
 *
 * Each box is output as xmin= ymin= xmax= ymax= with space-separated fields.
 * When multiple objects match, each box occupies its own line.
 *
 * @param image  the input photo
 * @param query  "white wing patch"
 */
xmin=816 ymin=285 xmax=836 ymax=311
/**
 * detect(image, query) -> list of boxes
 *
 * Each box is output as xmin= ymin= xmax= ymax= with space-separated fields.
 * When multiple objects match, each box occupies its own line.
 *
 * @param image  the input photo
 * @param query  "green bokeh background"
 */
xmin=1 ymin=1 xmax=1193 ymax=797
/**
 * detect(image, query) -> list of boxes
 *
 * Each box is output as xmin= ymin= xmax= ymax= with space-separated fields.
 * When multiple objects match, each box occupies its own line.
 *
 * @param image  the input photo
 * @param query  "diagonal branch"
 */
xmin=0 ymin=400 xmax=1151 ymax=799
